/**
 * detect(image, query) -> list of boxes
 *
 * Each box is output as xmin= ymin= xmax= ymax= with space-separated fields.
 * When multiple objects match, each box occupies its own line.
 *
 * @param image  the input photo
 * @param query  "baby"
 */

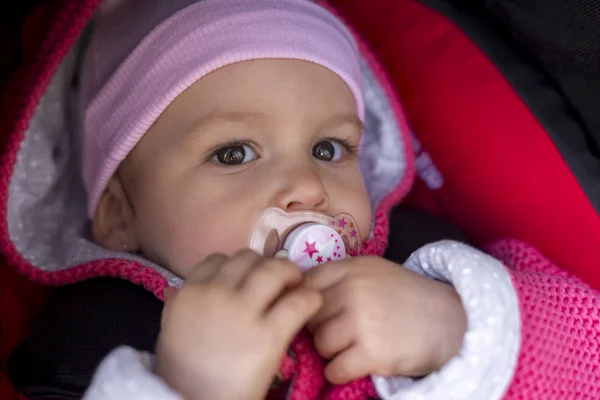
xmin=83 ymin=1 xmax=472 ymax=398
xmin=8 ymin=0 xmax=520 ymax=399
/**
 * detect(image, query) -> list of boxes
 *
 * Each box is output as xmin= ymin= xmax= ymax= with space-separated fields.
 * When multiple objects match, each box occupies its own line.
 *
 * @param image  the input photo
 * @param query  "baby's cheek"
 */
xmin=339 ymin=172 xmax=372 ymax=241
xmin=157 ymin=223 xmax=214 ymax=278
xmin=168 ymin=225 xmax=250 ymax=278
xmin=351 ymin=195 xmax=372 ymax=242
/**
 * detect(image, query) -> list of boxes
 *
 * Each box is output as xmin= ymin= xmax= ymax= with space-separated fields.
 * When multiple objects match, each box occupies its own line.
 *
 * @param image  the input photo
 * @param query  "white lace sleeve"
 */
xmin=372 ymin=240 xmax=521 ymax=400
xmin=83 ymin=346 xmax=182 ymax=400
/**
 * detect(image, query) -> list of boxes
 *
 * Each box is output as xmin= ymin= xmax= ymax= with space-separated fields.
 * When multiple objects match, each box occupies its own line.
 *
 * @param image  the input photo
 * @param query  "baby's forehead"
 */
xmin=186 ymin=111 xmax=363 ymax=133
xmin=81 ymin=0 xmax=364 ymax=217
xmin=178 ymin=111 xmax=364 ymax=144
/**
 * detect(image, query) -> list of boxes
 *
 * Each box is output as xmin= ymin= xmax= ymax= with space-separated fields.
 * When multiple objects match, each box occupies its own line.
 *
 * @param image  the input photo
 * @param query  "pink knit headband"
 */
xmin=82 ymin=0 xmax=364 ymax=217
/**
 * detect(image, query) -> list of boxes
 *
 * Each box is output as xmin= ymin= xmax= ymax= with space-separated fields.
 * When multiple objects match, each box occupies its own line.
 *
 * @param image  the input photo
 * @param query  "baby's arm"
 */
xmin=375 ymin=239 xmax=600 ymax=400
xmin=373 ymin=240 xmax=520 ymax=399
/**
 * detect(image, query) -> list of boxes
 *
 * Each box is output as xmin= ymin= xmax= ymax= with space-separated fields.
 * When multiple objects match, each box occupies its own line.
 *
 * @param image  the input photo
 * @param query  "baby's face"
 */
xmin=101 ymin=59 xmax=371 ymax=278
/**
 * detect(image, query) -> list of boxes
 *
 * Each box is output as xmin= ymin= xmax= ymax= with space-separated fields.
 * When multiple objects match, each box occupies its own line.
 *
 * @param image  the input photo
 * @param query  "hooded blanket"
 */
xmin=1 ymin=0 xmax=599 ymax=399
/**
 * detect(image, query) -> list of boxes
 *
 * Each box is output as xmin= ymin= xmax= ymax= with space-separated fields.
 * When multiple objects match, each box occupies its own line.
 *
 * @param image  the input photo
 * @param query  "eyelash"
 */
xmin=205 ymin=137 xmax=359 ymax=164
xmin=331 ymin=137 xmax=359 ymax=156
xmin=205 ymin=140 xmax=255 ymax=163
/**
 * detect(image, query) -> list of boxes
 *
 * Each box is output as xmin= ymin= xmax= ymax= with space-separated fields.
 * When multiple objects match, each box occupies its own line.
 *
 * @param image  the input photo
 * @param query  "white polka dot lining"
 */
xmin=83 ymin=347 xmax=182 ymax=400
xmin=372 ymin=240 xmax=521 ymax=400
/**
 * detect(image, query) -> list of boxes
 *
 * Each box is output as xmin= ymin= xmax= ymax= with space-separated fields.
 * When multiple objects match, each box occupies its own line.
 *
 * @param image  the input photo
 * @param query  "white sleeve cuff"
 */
xmin=83 ymin=346 xmax=182 ymax=400
xmin=372 ymin=240 xmax=521 ymax=400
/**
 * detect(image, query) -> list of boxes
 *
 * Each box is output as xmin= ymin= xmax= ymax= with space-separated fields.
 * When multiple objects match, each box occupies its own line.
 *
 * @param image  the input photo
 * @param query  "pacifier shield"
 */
xmin=330 ymin=213 xmax=361 ymax=257
xmin=284 ymin=223 xmax=346 ymax=271
xmin=248 ymin=208 xmax=362 ymax=266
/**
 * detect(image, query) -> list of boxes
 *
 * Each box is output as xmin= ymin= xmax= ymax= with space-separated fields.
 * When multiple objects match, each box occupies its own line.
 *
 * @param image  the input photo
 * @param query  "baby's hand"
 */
xmin=303 ymin=256 xmax=466 ymax=384
xmin=156 ymin=250 xmax=322 ymax=400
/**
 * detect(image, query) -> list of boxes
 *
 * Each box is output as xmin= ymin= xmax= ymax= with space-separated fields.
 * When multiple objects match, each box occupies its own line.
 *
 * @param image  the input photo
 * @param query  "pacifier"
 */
xmin=248 ymin=208 xmax=362 ymax=272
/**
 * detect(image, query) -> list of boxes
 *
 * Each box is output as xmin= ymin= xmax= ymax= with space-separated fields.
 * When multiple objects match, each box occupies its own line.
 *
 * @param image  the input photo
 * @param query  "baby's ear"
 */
xmin=92 ymin=175 xmax=140 ymax=253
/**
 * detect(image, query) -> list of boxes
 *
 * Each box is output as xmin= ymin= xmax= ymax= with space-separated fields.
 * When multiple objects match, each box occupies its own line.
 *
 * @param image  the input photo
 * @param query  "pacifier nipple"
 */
xmin=248 ymin=208 xmax=362 ymax=272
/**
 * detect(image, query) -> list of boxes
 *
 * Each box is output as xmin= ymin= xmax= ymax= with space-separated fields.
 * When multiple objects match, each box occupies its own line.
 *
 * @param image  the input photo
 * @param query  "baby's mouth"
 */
xmin=248 ymin=208 xmax=362 ymax=272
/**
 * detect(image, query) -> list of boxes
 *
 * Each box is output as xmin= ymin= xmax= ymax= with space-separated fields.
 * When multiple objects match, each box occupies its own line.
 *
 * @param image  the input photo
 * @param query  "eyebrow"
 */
xmin=323 ymin=114 xmax=364 ymax=133
xmin=182 ymin=111 xmax=364 ymax=142
xmin=182 ymin=112 xmax=269 ymax=141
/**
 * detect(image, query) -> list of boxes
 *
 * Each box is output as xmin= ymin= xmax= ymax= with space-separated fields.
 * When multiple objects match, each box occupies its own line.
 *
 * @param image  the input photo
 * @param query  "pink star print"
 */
xmin=350 ymin=229 xmax=357 ymax=238
xmin=317 ymin=256 xmax=323 ymax=264
xmin=303 ymin=241 xmax=318 ymax=259
xmin=327 ymin=257 xmax=332 ymax=262
xmin=338 ymin=218 xmax=347 ymax=229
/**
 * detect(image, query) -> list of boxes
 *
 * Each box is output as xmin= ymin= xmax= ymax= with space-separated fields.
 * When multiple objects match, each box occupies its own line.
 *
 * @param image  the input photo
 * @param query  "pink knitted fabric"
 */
xmin=272 ymin=331 xmax=378 ymax=400
xmin=266 ymin=239 xmax=600 ymax=400
xmin=486 ymin=240 xmax=600 ymax=399
xmin=82 ymin=0 xmax=364 ymax=217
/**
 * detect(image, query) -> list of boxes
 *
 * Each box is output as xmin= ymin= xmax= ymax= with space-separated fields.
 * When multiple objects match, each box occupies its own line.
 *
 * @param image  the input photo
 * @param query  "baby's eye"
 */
xmin=212 ymin=144 xmax=257 ymax=166
xmin=312 ymin=140 xmax=344 ymax=162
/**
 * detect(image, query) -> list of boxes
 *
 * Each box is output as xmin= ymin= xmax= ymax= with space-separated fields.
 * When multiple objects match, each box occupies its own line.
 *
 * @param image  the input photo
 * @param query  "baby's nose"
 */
xmin=273 ymin=170 xmax=329 ymax=212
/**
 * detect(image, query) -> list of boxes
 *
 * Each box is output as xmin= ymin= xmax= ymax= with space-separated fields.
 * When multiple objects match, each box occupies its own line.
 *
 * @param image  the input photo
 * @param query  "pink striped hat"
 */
xmin=81 ymin=0 xmax=364 ymax=217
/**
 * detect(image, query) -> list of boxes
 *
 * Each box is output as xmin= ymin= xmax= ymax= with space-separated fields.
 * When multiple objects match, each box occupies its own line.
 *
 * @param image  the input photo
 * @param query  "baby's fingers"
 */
xmin=240 ymin=258 xmax=302 ymax=311
xmin=312 ymin=313 xmax=353 ymax=360
xmin=186 ymin=253 xmax=228 ymax=282
xmin=266 ymin=287 xmax=323 ymax=345
xmin=324 ymin=346 xmax=370 ymax=385
xmin=303 ymin=261 xmax=349 ymax=291
xmin=213 ymin=249 xmax=262 ymax=289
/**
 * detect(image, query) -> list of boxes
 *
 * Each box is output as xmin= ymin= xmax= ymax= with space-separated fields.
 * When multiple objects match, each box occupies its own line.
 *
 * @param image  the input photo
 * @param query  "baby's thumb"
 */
xmin=325 ymin=346 xmax=367 ymax=385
